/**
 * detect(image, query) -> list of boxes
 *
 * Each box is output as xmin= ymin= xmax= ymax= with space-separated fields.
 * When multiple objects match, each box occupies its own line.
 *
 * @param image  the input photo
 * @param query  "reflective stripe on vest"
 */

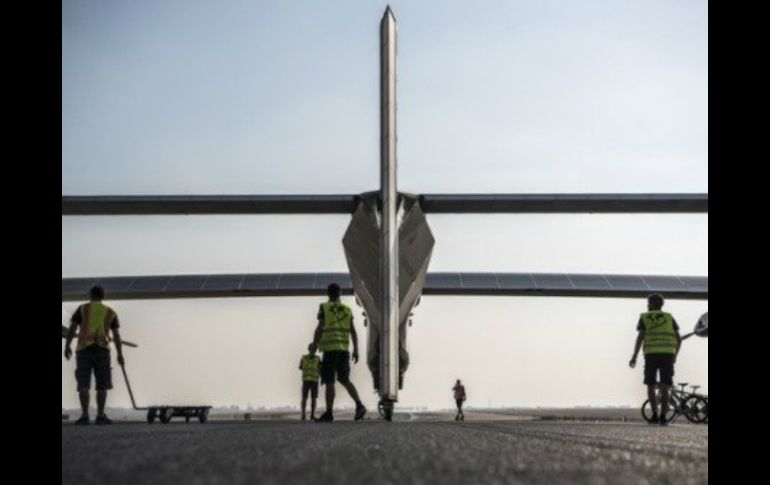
xmin=76 ymin=301 xmax=114 ymax=351
xmin=318 ymin=301 xmax=352 ymax=352
xmin=641 ymin=311 xmax=677 ymax=355
xmin=301 ymin=354 xmax=321 ymax=382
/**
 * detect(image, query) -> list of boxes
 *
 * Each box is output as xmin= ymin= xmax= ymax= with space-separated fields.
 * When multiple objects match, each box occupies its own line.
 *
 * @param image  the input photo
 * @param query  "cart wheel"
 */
xmin=147 ymin=408 xmax=157 ymax=424
xmin=159 ymin=407 xmax=173 ymax=424
xmin=199 ymin=408 xmax=209 ymax=424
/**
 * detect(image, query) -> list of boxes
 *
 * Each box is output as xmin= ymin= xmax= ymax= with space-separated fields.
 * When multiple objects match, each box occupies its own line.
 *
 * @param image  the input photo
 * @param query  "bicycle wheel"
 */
xmin=682 ymin=395 xmax=708 ymax=423
xmin=641 ymin=399 xmax=677 ymax=423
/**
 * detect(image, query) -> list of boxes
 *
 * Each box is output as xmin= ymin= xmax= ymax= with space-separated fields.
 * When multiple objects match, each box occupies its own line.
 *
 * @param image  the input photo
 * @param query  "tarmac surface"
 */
xmin=62 ymin=413 xmax=708 ymax=485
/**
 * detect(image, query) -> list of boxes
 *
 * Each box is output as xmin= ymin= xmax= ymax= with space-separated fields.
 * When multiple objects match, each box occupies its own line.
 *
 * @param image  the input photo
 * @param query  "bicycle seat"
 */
xmin=677 ymin=382 xmax=688 ymax=387
xmin=691 ymin=385 xmax=701 ymax=391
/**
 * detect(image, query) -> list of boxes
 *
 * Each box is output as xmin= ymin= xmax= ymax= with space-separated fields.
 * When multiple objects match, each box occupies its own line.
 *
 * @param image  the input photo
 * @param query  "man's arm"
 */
xmin=111 ymin=318 xmax=125 ymax=366
xmin=64 ymin=321 xmax=78 ymax=360
xmin=673 ymin=318 xmax=682 ymax=358
xmin=64 ymin=307 xmax=80 ymax=360
xmin=312 ymin=305 xmax=325 ymax=348
xmin=350 ymin=320 xmax=359 ymax=364
xmin=630 ymin=330 xmax=644 ymax=368
xmin=674 ymin=329 xmax=682 ymax=361
xmin=299 ymin=358 xmax=304 ymax=370
xmin=312 ymin=322 xmax=324 ymax=348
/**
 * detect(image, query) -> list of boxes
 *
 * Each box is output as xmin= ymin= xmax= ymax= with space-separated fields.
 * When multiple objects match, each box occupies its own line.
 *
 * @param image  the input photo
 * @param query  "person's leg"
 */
xmin=310 ymin=383 xmax=318 ymax=419
xmin=318 ymin=353 xmax=336 ymax=418
xmin=659 ymin=384 xmax=671 ymax=420
xmin=337 ymin=352 xmax=363 ymax=408
xmin=79 ymin=390 xmax=90 ymax=418
xmin=643 ymin=355 xmax=659 ymax=420
xmin=93 ymin=348 xmax=113 ymax=423
xmin=659 ymin=355 xmax=674 ymax=422
xmin=325 ymin=383 xmax=335 ymax=413
xmin=96 ymin=390 xmax=107 ymax=416
xmin=75 ymin=351 xmax=93 ymax=421
xmin=340 ymin=380 xmax=362 ymax=406
xmin=647 ymin=385 xmax=658 ymax=416
xmin=301 ymin=384 xmax=308 ymax=420
xmin=459 ymin=399 xmax=464 ymax=419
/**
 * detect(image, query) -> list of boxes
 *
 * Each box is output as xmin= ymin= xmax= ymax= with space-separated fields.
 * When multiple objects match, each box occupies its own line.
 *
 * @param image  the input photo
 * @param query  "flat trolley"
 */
xmin=120 ymin=363 xmax=211 ymax=424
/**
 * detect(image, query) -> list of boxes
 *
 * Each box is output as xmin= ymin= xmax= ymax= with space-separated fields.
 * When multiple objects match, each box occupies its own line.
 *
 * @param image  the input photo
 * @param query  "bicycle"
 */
xmin=641 ymin=382 xmax=708 ymax=424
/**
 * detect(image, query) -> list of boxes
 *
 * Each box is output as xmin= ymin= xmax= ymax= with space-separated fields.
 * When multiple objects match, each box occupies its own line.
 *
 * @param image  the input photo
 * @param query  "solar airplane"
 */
xmin=61 ymin=7 xmax=707 ymax=420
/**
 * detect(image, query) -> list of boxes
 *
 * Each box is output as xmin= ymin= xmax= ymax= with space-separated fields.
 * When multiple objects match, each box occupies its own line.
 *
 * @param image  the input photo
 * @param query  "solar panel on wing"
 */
xmin=531 ymin=274 xmax=572 ymax=289
xmin=203 ymin=274 xmax=245 ymax=290
xmin=61 ymin=272 xmax=707 ymax=301
xmin=241 ymin=274 xmax=281 ymax=290
xmin=165 ymin=275 xmax=208 ymax=291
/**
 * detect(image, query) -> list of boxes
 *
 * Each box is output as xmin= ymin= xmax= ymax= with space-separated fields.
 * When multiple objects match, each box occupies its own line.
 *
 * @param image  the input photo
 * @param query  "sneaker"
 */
xmin=95 ymin=415 xmax=113 ymax=425
xmin=354 ymin=405 xmax=367 ymax=421
xmin=315 ymin=411 xmax=334 ymax=423
xmin=75 ymin=415 xmax=90 ymax=425
xmin=658 ymin=415 xmax=670 ymax=426
xmin=649 ymin=414 xmax=659 ymax=425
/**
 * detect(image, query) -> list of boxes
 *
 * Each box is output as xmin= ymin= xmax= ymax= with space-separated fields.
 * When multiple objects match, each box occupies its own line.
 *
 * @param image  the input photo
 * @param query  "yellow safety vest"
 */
xmin=640 ymin=311 xmax=677 ymax=355
xmin=76 ymin=301 xmax=116 ymax=351
xmin=318 ymin=301 xmax=352 ymax=352
xmin=300 ymin=354 xmax=321 ymax=382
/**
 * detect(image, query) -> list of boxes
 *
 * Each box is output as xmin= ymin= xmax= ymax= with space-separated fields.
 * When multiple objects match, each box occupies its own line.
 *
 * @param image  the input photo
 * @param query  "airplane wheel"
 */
xmin=159 ymin=407 xmax=173 ymax=424
xmin=379 ymin=401 xmax=393 ymax=422
xmin=147 ymin=408 xmax=157 ymax=424
xmin=199 ymin=408 xmax=209 ymax=424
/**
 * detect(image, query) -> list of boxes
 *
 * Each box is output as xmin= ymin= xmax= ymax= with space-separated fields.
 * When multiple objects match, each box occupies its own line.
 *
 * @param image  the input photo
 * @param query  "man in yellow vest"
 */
xmin=312 ymin=283 xmax=366 ymax=422
xmin=63 ymin=286 xmax=125 ymax=425
xmin=629 ymin=294 xmax=682 ymax=425
xmin=299 ymin=343 xmax=321 ymax=421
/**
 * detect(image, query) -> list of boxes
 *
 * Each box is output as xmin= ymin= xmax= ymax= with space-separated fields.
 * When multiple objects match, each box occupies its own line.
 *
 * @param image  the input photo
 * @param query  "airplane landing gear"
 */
xmin=378 ymin=400 xmax=394 ymax=422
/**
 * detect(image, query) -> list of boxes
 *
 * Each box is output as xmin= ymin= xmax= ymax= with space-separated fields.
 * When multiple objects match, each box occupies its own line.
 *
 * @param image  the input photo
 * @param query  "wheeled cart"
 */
xmin=120 ymin=363 xmax=211 ymax=424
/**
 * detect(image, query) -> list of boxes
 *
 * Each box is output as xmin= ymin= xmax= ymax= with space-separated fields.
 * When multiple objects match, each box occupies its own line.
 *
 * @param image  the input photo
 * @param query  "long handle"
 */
xmin=681 ymin=332 xmax=695 ymax=341
xmin=120 ymin=363 xmax=145 ymax=410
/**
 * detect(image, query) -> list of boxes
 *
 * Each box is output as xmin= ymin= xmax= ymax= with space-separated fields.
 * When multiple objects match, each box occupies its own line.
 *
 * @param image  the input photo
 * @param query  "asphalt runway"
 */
xmin=62 ymin=413 xmax=708 ymax=485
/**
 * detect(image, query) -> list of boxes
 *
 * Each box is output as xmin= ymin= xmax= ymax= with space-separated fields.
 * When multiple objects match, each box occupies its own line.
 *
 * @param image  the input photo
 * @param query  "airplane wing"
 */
xmin=62 ymin=272 xmax=707 ymax=301
xmin=61 ymin=193 xmax=707 ymax=301
xmin=61 ymin=193 xmax=707 ymax=215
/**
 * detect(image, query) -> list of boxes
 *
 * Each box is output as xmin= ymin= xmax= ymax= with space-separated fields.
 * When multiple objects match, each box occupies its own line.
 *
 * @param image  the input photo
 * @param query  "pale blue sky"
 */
xmin=62 ymin=0 xmax=707 ymax=409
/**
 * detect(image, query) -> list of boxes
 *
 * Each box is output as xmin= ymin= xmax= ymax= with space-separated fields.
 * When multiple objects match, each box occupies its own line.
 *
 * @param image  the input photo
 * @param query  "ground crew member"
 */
xmin=299 ymin=343 xmax=321 ymax=421
xmin=452 ymin=379 xmax=466 ymax=421
xmin=63 ymin=286 xmax=125 ymax=425
xmin=629 ymin=294 xmax=682 ymax=425
xmin=312 ymin=283 xmax=366 ymax=422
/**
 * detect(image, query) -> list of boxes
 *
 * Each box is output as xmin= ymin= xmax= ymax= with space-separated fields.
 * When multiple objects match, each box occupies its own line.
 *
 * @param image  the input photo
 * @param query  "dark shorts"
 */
xmin=321 ymin=351 xmax=351 ymax=385
xmin=75 ymin=345 xmax=112 ymax=391
xmin=302 ymin=381 xmax=319 ymax=399
xmin=644 ymin=354 xmax=675 ymax=386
